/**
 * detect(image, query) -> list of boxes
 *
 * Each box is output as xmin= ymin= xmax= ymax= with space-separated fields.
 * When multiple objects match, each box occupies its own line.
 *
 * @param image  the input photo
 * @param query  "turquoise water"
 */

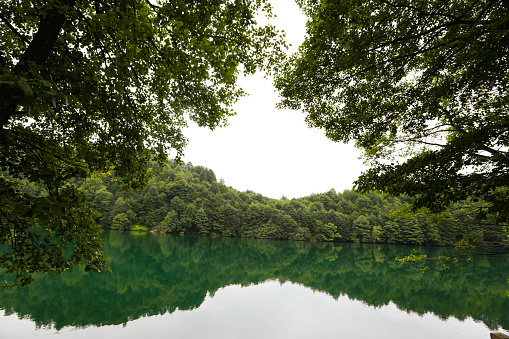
xmin=0 ymin=230 xmax=508 ymax=338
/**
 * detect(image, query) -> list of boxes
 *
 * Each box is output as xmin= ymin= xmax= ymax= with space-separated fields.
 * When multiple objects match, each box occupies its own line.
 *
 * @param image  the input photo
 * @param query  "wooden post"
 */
xmin=491 ymin=333 xmax=509 ymax=339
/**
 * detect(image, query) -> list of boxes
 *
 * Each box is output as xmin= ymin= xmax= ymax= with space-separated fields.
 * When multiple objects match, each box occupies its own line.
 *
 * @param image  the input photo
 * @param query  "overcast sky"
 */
xmin=182 ymin=0 xmax=367 ymax=200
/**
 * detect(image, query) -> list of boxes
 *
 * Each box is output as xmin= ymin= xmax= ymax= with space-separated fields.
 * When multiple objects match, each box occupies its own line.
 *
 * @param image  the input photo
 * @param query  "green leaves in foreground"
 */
xmin=0 ymin=177 xmax=107 ymax=288
xmin=0 ymin=0 xmax=285 ymax=287
xmin=276 ymin=0 xmax=509 ymax=241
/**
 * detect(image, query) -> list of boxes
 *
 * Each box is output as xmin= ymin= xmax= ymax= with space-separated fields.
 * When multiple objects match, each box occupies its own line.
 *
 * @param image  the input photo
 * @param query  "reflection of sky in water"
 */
xmin=1 ymin=280 xmax=507 ymax=339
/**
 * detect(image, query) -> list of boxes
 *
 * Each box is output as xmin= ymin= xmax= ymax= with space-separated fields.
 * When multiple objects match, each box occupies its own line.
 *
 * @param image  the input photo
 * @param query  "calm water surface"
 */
xmin=0 ymin=230 xmax=508 ymax=338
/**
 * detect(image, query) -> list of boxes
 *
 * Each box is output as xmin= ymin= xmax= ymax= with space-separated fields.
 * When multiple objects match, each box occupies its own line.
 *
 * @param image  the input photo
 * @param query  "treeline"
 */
xmin=76 ymin=161 xmax=502 ymax=246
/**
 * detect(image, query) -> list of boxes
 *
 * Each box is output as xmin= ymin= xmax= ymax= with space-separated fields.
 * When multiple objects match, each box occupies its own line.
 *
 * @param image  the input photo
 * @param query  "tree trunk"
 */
xmin=0 ymin=0 xmax=75 ymax=129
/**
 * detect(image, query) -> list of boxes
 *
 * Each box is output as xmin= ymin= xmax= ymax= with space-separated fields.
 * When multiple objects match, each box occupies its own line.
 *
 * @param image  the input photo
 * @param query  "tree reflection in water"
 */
xmin=0 ymin=230 xmax=508 ymax=333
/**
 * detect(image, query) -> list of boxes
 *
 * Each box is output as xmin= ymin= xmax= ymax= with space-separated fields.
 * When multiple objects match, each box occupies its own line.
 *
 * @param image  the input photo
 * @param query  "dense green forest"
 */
xmin=75 ymin=161 xmax=502 ymax=247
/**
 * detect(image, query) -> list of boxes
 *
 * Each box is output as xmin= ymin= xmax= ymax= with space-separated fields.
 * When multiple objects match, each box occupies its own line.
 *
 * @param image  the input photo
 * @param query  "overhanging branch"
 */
xmin=0 ymin=15 xmax=30 ymax=45
xmin=1 ymin=0 xmax=75 ymax=130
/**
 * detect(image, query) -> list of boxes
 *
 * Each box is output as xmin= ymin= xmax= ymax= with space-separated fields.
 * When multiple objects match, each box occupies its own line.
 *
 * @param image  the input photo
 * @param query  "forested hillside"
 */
xmin=76 ymin=161 xmax=502 ymax=247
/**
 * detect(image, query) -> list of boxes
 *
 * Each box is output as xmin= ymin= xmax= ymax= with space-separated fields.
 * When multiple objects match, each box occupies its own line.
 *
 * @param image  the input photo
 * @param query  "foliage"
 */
xmin=80 ymin=160 xmax=506 ymax=251
xmin=0 ymin=0 xmax=285 ymax=287
xmin=0 ymin=178 xmax=106 ymax=288
xmin=275 ymin=0 xmax=509 ymax=236
xmin=111 ymin=213 xmax=130 ymax=231
xmin=131 ymin=225 xmax=148 ymax=232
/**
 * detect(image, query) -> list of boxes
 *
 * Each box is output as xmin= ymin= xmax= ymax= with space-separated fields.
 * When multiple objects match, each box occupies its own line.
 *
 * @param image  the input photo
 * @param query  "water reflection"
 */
xmin=0 ymin=230 xmax=508 ymax=335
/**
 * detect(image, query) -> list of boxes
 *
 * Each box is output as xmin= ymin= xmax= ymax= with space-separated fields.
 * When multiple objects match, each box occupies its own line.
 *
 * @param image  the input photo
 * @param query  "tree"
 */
xmin=0 ymin=0 xmax=285 ymax=287
xmin=161 ymin=210 xmax=180 ymax=233
xmin=80 ymin=178 xmax=114 ymax=223
xmin=315 ymin=221 xmax=339 ymax=242
xmin=276 ymin=0 xmax=509 ymax=245
xmin=111 ymin=213 xmax=130 ymax=231
xmin=194 ymin=208 xmax=210 ymax=236
xmin=353 ymin=215 xmax=371 ymax=243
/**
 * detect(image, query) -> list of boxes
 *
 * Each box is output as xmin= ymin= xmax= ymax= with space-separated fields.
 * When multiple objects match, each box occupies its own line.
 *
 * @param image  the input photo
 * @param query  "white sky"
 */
xmin=182 ymin=0 xmax=367 ymax=200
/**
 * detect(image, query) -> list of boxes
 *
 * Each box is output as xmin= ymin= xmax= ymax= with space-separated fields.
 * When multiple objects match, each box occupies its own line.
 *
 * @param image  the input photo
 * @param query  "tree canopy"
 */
xmin=0 ymin=0 xmax=285 ymax=287
xmin=276 ymin=0 xmax=509 ymax=234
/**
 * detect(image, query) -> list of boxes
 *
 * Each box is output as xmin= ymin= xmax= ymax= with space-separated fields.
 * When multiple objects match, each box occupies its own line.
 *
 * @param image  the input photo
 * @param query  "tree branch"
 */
xmin=0 ymin=0 xmax=75 ymax=129
xmin=0 ymin=15 xmax=30 ymax=45
xmin=379 ymin=0 xmax=462 ymax=21
xmin=144 ymin=0 xmax=161 ymax=10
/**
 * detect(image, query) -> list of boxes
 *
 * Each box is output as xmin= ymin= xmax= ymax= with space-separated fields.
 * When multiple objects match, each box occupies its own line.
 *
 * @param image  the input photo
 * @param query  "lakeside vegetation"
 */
xmin=75 ymin=161 xmax=503 ymax=247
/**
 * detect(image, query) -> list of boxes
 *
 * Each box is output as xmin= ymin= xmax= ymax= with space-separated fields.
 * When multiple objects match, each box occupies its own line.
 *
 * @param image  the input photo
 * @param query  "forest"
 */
xmin=1 ymin=0 xmax=507 ymax=287
xmin=74 ymin=160 xmax=503 ymax=247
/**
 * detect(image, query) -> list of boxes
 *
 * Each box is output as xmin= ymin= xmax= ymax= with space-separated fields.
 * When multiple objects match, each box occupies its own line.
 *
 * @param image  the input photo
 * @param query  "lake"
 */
xmin=0 ymin=230 xmax=508 ymax=338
